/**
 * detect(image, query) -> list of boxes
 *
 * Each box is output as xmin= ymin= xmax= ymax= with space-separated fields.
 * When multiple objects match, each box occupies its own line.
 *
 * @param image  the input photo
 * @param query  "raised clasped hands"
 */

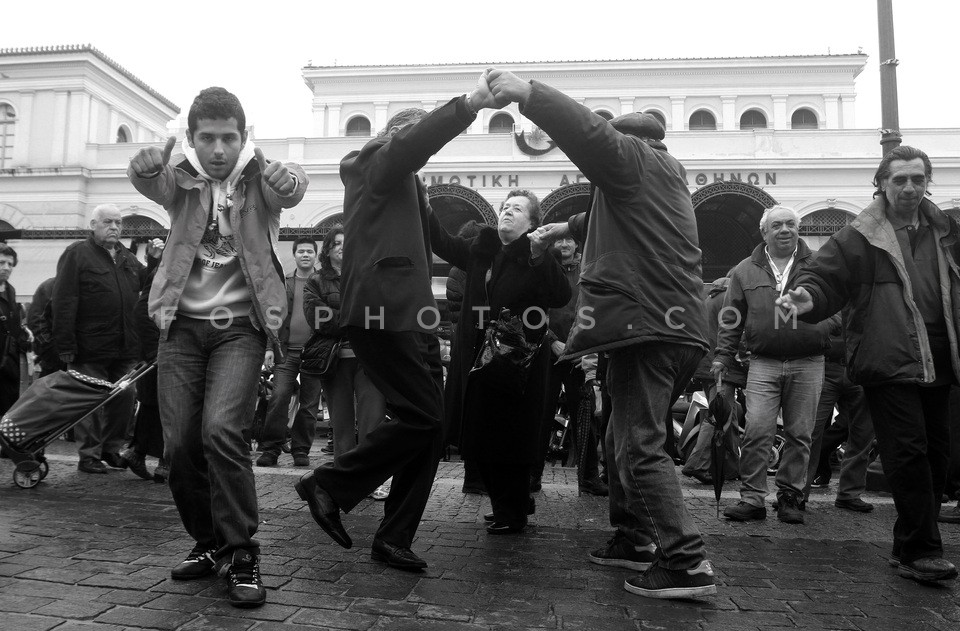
xmin=775 ymin=287 xmax=814 ymax=317
xmin=254 ymin=147 xmax=296 ymax=196
xmin=486 ymin=68 xmax=533 ymax=107
xmin=145 ymin=238 xmax=165 ymax=259
xmin=130 ymin=136 xmax=176 ymax=177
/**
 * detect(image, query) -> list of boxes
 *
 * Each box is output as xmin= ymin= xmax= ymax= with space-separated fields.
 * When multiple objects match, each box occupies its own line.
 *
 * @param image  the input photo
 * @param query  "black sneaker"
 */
xmin=170 ymin=545 xmax=216 ymax=580
xmin=222 ymin=549 xmax=266 ymax=608
xmin=624 ymin=560 xmax=717 ymax=599
xmin=777 ymin=493 xmax=805 ymax=524
xmin=588 ymin=532 xmax=657 ymax=571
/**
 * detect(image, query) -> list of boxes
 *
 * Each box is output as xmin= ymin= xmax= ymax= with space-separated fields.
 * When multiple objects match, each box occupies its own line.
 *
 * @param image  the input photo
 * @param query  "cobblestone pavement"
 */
xmin=1 ymin=440 xmax=958 ymax=630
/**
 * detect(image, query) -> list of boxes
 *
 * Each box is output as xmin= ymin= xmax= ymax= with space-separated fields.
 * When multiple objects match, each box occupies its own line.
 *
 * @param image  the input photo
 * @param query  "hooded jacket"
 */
xmin=794 ymin=196 xmax=960 ymax=386
xmin=518 ymin=81 xmax=708 ymax=359
xmin=128 ymin=153 xmax=307 ymax=348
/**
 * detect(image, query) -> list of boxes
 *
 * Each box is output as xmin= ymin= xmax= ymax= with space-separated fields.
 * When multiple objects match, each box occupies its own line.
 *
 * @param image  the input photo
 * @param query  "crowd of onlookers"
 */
xmin=2 ymin=72 xmax=959 ymax=610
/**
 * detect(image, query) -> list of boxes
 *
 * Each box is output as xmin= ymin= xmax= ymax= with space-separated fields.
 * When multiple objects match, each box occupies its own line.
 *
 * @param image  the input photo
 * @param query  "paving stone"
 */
xmin=0 ymin=613 xmax=61 ymax=631
xmin=94 ymin=604 xmax=195 ymax=630
xmin=288 ymin=608 xmax=380 ymax=630
xmin=180 ymin=616 xmax=257 ymax=631
xmin=32 ymin=598 xmax=115 ymax=619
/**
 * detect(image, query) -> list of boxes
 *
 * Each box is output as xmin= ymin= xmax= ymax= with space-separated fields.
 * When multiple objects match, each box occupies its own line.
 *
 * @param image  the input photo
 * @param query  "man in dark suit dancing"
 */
xmin=295 ymin=71 xmax=502 ymax=570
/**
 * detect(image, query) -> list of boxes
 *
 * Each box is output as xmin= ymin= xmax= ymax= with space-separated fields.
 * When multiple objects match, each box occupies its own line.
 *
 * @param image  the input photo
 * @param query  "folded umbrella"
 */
xmin=708 ymin=374 xmax=737 ymax=518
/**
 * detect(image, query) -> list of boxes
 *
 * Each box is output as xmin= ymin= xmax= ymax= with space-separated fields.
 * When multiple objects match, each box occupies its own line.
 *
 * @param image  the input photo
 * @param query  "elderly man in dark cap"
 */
xmin=487 ymin=69 xmax=714 ymax=600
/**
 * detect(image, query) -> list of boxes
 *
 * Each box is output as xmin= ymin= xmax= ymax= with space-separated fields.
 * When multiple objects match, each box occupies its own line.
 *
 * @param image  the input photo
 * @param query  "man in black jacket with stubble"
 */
xmin=294 ymin=71 xmax=504 ymax=571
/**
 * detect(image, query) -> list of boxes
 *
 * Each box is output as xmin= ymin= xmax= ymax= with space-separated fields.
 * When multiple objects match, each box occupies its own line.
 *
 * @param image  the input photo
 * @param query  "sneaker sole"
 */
xmin=623 ymin=579 xmax=717 ymax=599
xmin=229 ymin=594 xmax=266 ymax=608
xmin=170 ymin=567 xmax=215 ymax=581
xmin=897 ymin=563 xmax=959 ymax=582
xmin=588 ymin=554 xmax=652 ymax=572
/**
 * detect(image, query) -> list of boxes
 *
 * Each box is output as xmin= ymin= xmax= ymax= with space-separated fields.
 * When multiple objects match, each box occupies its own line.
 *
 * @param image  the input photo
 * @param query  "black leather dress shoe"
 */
xmin=486 ymin=522 xmax=527 ymax=535
xmin=294 ymin=472 xmax=352 ymax=549
xmin=101 ymin=452 xmax=128 ymax=469
xmin=371 ymin=539 xmax=427 ymax=571
xmin=484 ymin=496 xmax=536 ymax=523
xmin=835 ymin=497 xmax=874 ymax=513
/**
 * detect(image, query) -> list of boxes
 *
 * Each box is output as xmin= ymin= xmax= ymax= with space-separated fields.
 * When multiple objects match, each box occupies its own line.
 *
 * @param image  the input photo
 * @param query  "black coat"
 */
xmin=429 ymin=213 xmax=571 ymax=464
xmin=338 ymin=95 xmax=476 ymax=333
xmin=53 ymin=238 xmax=148 ymax=363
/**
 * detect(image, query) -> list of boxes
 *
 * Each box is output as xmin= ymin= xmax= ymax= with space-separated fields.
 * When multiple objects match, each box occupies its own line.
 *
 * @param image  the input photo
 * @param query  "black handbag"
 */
xmin=470 ymin=309 xmax=542 ymax=394
xmin=299 ymin=333 xmax=342 ymax=376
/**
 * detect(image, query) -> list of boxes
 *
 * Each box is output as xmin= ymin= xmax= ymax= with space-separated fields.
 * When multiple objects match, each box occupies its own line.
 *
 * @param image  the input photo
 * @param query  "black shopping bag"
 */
xmin=0 ymin=370 xmax=113 ymax=451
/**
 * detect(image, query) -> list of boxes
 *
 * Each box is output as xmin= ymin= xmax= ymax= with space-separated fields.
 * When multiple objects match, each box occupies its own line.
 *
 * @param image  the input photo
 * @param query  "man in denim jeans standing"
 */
xmin=486 ymin=69 xmax=715 ymax=599
xmin=128 ymin=87 xmax=307 ymax=608
xmin=713 ymin=206 xmax=831 ymax=525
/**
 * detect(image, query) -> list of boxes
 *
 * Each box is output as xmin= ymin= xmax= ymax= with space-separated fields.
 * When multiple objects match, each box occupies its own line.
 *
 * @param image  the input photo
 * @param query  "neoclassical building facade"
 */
xmin=2 ymin=48 xmax=960 ymax=298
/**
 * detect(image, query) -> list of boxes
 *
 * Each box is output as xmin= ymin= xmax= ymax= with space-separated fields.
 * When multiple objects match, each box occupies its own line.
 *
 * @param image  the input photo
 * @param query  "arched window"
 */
xmin=0 ymin=103 xmax=16 ymax=168
xmin=488 ymin=113 xmax=514 ymax=134
xmin=689 ymin=109 xmax=716 ymax=130
xmin=645 ymin=110 xmax=666 ymax=128
xmin=345 ymin=116 xmax=371 ymax=137
xmin=595 ymin=110 xmax=614 ymax=121
xmin=116 ymin=126 xmax=130 ymax=143
xmin=791 ymin=108 xmax=819 ymax=130
xmin=739 ymin=109 xmax=767 ymax=130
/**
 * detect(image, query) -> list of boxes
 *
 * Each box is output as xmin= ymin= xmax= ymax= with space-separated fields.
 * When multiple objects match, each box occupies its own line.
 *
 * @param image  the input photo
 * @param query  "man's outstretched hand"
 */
xmin=487 ymin=69 xmax=533 ymax=107
xmin=254 ymin=147 xmax=297 ymax=196
xmin=130 ymin=136 xmax=176 ymax=177
xmin=775 ymin=287 xmax=815 ymax=317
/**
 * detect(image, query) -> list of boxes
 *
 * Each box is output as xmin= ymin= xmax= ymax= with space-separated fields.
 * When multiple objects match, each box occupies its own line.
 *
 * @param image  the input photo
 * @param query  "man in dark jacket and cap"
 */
xmin=487 ymin=69 xmax=715 ymax=600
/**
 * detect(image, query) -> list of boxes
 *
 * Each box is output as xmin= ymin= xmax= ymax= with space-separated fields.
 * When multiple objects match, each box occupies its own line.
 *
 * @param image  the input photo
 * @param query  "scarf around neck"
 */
xmin=180 ymin=137 xmax=257 ymax=236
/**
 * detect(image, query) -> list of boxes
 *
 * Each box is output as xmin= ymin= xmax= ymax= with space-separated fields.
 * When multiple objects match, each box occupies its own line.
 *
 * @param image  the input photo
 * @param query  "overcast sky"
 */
xmin=5 ymin=0 xmax=957 ymax=138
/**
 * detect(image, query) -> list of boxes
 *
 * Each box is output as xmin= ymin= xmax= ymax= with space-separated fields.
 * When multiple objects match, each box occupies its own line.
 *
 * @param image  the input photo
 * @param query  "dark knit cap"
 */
xmin=609 ymin=112 xmax=665 ymax=141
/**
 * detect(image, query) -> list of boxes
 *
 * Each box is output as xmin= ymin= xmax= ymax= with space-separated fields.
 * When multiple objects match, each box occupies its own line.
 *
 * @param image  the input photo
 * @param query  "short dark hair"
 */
xmin=292 ymin=236 xmax=318 ymax=255
xmin=0 ymin=243 xmax=16 ymax=266
xmin=188 ymin=87 xmax=246 ymax=135
xmin=378 ymin=108 xmax=427 ymax=137
xmin=502 ymin=189 xmax=542 ymax=229
xmin=320 ymin=227 xmax=344 ymax=271
xmin=872 ymin=145 xmax=933 ymax=198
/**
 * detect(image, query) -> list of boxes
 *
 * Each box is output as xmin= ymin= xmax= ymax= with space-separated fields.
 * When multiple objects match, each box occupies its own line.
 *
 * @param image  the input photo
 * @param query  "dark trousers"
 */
xmin=260 ymin=348 xmax=322 ymax=456
xmin=863 ymin=383 xmax=951 ymax=563
xmin=945 ymin=386 xmax=960 ymax=500
xmin=804 ymin=360 xmax=874 ymax=501
xmin=71 ymin=358 xmax=137 ymax=461
xmin=532 ymin=360 xmax=593 ymax=483
xmin=477 ymin=459 xmax=530 ymax=527
xmin=314 ymin=327 xmax=443 ymax=549
xmin=132 ymin=367 xmax=164 ymax=459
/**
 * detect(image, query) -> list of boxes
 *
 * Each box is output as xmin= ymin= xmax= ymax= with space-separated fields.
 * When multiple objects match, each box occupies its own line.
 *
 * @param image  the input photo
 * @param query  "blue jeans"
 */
xmin=260 ymin=347 xmax=323 ymax=456
xmin=740 ymin=355 xmax=824 ymax=507
xmin=71 ymin=358 xmax=137 ymax=461
xmin=804 ymin=360 xmax=875 ymax=502
xmin=606 ymin=342 xmax=706 ymax=571
xmin=322 ymin=356 xmax=386 ymax=460
xmin=158 ymin=316 xmax=266 ymax=559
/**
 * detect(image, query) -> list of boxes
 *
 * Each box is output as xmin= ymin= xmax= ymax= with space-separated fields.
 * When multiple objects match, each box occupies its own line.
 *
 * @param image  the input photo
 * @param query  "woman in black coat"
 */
xmin=430 ymin=189 xmax=571 ymax=534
